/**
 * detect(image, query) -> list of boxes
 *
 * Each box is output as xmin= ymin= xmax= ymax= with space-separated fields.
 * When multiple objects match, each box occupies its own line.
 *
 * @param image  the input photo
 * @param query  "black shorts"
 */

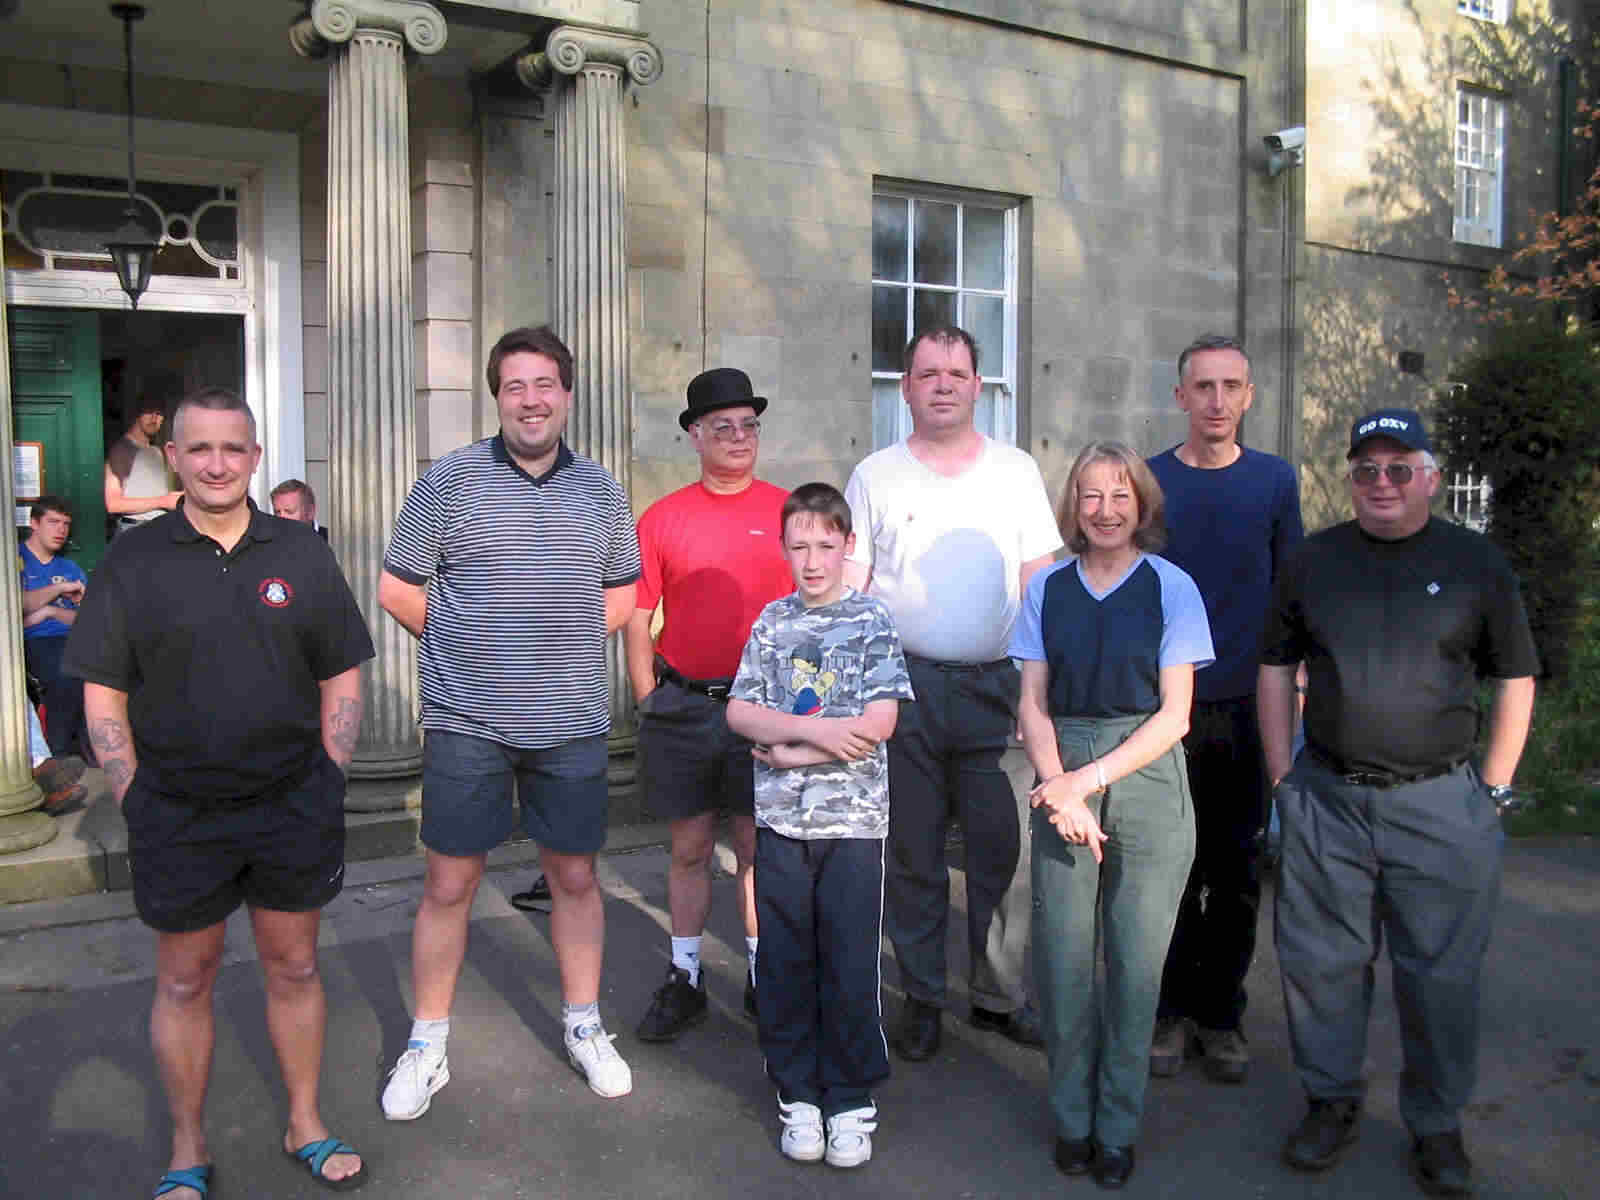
xmin=124 ymin=753 xmax=347 ymax=934
xmin=636 ymin=679 xmax=755 ymax=822
xmin=420 ymin=730 xmax=610 ymax=857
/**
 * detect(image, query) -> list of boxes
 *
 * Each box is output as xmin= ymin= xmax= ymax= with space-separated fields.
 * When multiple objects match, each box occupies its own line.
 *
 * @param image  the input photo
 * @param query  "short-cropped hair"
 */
xmin=486 ymin=325 xmax=574 ymax=395
xmin=902 ymin=325 xmax=980 ymax=376
xmin=30 ymin=495 xmax=72 ymax=522
xmin=170 ymin=386 xmax=256 ymax=442
xmin=1057 ymin=441 xmax=1167 ymax=555
xmin=270 ymin=478 xmax=316 ymax=508
xmin=1177 ymin=333 xmax=1251 ymax=384
xmin=781 ymin=482 xmax=853 ymax=538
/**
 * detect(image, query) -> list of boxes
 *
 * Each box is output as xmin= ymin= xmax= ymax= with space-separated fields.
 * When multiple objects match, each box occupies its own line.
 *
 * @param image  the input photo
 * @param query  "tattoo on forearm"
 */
xmin=103 ymin=759 xmax=132 ymax=791
xmin=88 ymin=718 xmax=130 ymax=755
xmin=329 ymin=696 xmax=362 ymax=766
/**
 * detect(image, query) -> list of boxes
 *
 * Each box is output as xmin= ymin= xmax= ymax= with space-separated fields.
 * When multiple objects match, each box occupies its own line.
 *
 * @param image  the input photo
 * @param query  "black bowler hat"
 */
xmin=1348 ymin=407 xmax=1431 ymax=457
xmin=679 ymin=367 xmax=769 ymax=431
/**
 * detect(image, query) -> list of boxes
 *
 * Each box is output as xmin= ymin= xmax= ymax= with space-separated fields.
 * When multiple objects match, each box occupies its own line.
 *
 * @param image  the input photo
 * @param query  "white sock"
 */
xmin=746 ymin=936 xmax=759 ymax=985
xmin=563 ymin=1001 xmax=601 ymax=1040
xmin=671 ymin=935 xmax=702 ymax=986
xmin=409 ymin=1016 xmax=449 ymax=1058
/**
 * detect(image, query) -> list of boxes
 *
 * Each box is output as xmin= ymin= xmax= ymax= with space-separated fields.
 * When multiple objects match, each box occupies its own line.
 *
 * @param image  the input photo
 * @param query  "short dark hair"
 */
xmin=29 ymin=495 xmax=71 ymax=522
xmin=1176 ymin=334 xmax=1251 ymax=385
xmin=270 ymin=478 xmax=316 ymax=508
xmin=170 ymin=386 xmax=256 ymax=443
xmin=902 ymin=325 xmax=980 ymax=376
xmin=1057 ymin=441 xmax=1167 ymax=555
xmin=486 ymin=325 xmax=574 ymax=395
xmin=781 ymin=482 xmax=852 ymax=538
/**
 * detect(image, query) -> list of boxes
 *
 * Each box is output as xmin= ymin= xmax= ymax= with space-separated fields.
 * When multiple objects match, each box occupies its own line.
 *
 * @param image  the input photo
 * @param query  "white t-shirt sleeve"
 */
xmin=843 ymin=464 xmax=874 ymax=568
xmin=1015 ymin=453 xmax=1065 ymax=563
xmin=1153 ymin=557 xmax=1216 ymax=670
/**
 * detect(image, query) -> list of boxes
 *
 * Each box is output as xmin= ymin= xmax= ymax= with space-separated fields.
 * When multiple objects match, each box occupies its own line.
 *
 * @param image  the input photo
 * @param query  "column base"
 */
xmin=349 ymin=746 xmax=425 ymax=784
xmin=0 ymin=775 xmax=42 ymax=819
xmin=0 ymin=810 xmax=58 ymax=856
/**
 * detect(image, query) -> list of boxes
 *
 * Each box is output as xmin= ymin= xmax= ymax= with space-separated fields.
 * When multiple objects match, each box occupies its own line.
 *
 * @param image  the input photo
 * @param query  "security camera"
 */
xmin=1264 ymin=126 xmax=1306 ymax=153
xmin=1264 ymin=126 xmax=1306 ymax=176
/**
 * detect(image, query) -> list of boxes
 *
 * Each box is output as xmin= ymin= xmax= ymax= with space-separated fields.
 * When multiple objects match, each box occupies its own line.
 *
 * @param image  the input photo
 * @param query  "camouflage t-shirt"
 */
xmin=731 ymin=589 xmax=914 ymax=840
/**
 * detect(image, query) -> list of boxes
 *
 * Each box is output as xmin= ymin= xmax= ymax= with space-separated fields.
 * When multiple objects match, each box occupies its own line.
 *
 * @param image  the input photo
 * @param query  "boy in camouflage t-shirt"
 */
xmin=729 ymin=483 xmax=913 ymax=1169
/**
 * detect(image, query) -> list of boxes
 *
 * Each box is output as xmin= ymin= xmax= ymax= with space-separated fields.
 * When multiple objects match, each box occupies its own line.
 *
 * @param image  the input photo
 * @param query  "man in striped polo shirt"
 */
xmin=377 ymin=326 xmax=641 ymax=1114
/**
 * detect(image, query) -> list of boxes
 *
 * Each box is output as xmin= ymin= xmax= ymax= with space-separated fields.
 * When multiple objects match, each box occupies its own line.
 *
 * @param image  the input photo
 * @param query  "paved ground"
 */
xmin=1 ymin=836 xmax=1595 ymax=1199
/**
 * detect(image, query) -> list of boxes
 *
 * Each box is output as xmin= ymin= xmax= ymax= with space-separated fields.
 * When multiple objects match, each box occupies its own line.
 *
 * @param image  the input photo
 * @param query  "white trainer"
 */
xmin=565 ymin=1023 xmax=633 ymax=1098
xmin=382 ymin=1043 xmax=450 ymax=1120
xmin=778 ymin=1098 xmax=825 ymax=1163
xmin=825 ymin=1104 xmax=878 ymax=1168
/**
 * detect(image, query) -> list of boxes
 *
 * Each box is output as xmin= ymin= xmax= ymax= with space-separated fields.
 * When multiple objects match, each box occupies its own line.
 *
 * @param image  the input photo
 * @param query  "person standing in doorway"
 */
xmin=105 ymin=390 xmax=183 ymax=532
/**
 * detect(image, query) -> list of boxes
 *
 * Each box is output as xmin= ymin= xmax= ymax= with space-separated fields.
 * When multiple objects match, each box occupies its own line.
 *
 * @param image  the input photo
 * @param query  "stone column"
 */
xmin=293 ymin=0 xmax=444 ymax=781
xmin=0 ymin=256 xmax=53 ymax=856
xmin=519 ymin=27 xmax=661 ymax=735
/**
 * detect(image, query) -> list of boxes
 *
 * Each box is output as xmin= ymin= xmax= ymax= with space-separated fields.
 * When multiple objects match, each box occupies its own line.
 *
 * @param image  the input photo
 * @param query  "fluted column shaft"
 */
xmin=0 ymin=257 xmax=52 ymax=853
xmin=296 ymin=1 xmax=445 ymax=778
xmin=540 ymin=27 xmax=661 ymax=731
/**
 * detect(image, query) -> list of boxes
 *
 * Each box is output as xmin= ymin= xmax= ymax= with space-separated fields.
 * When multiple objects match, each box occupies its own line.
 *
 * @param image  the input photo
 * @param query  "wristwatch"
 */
xmin=1487 ymin=784 xmax=1515 ymax=811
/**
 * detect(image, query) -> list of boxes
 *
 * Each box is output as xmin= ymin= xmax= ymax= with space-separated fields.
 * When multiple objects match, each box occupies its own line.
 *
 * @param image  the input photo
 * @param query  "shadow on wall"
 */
xmin=1298 ymin=0 xmax=1590 ymax=532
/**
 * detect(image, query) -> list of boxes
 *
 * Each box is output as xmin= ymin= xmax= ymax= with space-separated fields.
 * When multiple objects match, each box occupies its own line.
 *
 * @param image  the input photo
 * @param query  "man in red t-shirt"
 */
xmin=628 ymin=367 xmax=792 ymax=1039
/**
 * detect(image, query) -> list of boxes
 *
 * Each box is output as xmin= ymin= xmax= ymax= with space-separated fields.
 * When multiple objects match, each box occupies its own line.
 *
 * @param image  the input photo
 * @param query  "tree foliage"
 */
xmin=1434 ymin=320 xmax=1600 ymax=680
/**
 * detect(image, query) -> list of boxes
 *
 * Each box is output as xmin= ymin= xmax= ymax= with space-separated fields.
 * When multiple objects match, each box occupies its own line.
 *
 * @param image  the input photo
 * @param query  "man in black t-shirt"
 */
xmin=65 ymin=387 xmax=375 ymax=1197
xmin=1258 ymin=408 xmax=1538 ymax=1197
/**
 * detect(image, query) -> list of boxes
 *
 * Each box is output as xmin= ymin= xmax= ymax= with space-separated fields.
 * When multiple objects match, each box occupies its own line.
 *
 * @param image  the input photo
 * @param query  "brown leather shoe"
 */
xmin=1411 ymin=1129 xmax=1473 ymax=1196
xmin=1283 ymin=1099 xmax=1361 ymax=1171
xmin=891 ymin=996 xmax=941 ymax=1061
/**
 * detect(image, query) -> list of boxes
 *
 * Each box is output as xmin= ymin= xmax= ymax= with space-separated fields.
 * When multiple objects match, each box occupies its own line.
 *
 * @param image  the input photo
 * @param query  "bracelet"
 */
xmin=1094 ymin=760 xmax=1108 ymax=792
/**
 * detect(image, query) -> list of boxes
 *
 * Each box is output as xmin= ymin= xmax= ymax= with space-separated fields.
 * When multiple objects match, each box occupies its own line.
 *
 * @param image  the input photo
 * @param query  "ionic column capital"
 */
xmin=290 ymin=0 xmax=446 ymax=59
xmin=514 ymin=25 xmax=662 ymax=91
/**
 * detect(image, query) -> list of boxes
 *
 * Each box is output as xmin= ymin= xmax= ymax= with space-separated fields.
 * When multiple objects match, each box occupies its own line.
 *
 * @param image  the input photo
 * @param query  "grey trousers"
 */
xmin=1274 ymin=758 xmax=1503 ymax=1136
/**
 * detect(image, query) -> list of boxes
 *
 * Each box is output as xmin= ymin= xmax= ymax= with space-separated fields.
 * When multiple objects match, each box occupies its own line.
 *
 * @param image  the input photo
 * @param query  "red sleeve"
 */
xmin=634 ymin=501 xmax=666 ymax=612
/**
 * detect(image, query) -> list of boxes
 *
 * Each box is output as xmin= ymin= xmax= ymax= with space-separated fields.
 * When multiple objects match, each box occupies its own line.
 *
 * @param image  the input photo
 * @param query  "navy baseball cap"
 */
xmin=1348 ymin=408 xmax=1431 ymax=457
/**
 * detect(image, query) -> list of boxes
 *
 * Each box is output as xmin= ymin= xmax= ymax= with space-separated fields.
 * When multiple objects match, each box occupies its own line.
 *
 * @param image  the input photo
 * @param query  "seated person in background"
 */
xmin=271 ymin=478 xmax=329 ymax=540
xmin=28 ymin=701 xmax=87 ymax=815
xmin=20 ymin=496 xmax=89 ymax=761
xmin=105 ymin=391 xmax=183 ymax=532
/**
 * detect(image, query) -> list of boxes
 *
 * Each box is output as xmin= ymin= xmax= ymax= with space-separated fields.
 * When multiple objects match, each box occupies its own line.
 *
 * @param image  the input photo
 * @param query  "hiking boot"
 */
xmin=39 ymin=781 xmax=87 ymax=815
xmin=636 ymin=966 xmax=708 ymax=1042
xmin=1149 ymin=1016 xmax=1192 ymax=1078
xmin=566 ymin=1022 xmax=632 ymax=1097
xmin=824 ymin=1104 xmax=878 ymax=1168
xmin=382 ymin=1043 xmax=450 ymax=1120
xmin=1283 ymin=1098 xmax=1361 ymax=1171
xmin=1194 ymin=1025 xmax=1250 ymax=1083
xmin=1411 ymin=1129 xmax=1473 ymax=1196
xmin=32 ymin=755 xmax=85 ymax=794
xmin=509 ymin=874 xmax=552 ymax=913
xmin=777 ymin=1098 xmax=825 ymax=1163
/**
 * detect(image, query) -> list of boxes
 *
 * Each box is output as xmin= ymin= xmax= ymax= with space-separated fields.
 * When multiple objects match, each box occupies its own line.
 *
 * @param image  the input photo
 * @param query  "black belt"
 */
xmin=905 ymin=653 xmax=1011 ymax=673
xmin=1308 ymin=747 xmax=1467 ymax=789
xmin=655 ymin=658 xmax=733 ymax=701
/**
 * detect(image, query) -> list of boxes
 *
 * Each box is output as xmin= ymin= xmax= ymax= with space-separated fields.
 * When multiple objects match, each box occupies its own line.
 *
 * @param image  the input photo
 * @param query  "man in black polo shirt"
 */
xmin=1259 ymin=408 xmax=1538 ymax=1197
xmin=66 ymin=387 xmax=375 ymax=1197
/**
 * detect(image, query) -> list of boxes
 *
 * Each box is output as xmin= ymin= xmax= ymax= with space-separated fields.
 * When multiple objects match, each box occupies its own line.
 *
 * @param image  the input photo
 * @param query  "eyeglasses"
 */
xmin=1349 ymin=461 xmax=1423 ymax=486
xmin=702 ymin=417 xmax=762 ymax=442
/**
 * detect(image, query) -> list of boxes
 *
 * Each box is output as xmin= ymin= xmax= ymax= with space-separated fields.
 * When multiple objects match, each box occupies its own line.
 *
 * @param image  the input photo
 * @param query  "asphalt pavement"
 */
xmin=1 ymin=836 xmax=1595 ymax=1198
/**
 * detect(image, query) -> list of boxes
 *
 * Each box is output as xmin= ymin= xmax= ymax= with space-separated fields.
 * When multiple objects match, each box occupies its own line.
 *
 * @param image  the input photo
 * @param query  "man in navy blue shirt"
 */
xmin=1146 ymin=334 xmax=1303 ymax=1083
xmin=19 ymin=496 xmax=89 ymax=760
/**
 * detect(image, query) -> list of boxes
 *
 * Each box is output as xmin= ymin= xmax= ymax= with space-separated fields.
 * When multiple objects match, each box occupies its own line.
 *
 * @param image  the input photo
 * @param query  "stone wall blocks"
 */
xmin=707 ymin=333 xmax=783 ymax=394
xmin=639 ymin=268 xmax=709 ymax=335
xmin=632 ymin=389 xmax=693 ymax=464
xmin=733 ymin=20 xmax=856 ymax=81
xmin=416 ymin=387 xmax=474 ymax=460
xmin=410 ymin=124 xmax=474 ymax=188
xmin=414 ymin=320 xmax=475 ymax=390
xmin=303 ymin=389 xmax=330 ymax=461
xmin=704 ymin=272 xmax=783 ymax=336
xmin=302 ymin=201 xmax=328 ymax=263
xmin=302 ymin=260 xmax=328 ymax=328
xmin=629 ymin=201 xmax=689 ymax=271
xmin=709 ymin=60 xmax=824 ymax=119
xmin=632 ymin=332 xmax=704 ymax=395
xmin=412 ymin=182 xmax=475 ymax=253
xmin=414 ymin=252 xmax=474 ymax=321
xmin=303 ymin=325 xmax=329 ymax=394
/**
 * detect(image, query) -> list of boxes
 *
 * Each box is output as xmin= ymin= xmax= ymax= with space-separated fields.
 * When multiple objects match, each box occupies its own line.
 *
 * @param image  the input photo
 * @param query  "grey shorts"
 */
xmin=420 ymin=730 xmax=610 ymax=857
xmin=636 ymin=678 xmax=756 ymax=822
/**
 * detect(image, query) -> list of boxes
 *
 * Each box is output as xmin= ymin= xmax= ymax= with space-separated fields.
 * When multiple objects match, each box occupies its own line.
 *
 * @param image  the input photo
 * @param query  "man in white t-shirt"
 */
xmin=843 ymin=326 xmax=1062 ymax=1060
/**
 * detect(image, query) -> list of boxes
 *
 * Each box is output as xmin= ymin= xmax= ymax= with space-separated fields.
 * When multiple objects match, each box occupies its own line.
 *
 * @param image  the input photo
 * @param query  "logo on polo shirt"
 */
xmin=259 ymin=578 xmax=295 ymax=608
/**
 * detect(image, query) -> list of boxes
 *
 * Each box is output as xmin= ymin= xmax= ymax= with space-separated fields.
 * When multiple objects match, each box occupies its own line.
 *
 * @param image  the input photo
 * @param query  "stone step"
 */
xmin=0 ymin=757 xmax=653 ymax=907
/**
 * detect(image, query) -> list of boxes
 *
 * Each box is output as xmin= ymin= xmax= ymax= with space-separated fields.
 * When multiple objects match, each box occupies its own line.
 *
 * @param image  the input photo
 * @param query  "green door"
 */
xmin=7 ymin=307 xmax=105 ymax=570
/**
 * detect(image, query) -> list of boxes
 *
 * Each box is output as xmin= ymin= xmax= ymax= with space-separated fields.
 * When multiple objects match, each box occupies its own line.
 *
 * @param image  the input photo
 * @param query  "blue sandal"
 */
xmin=285 ymin=1137 xmax=368 ymax=1192
xmin=153 ymin=1164 xmax=212 ymax=1197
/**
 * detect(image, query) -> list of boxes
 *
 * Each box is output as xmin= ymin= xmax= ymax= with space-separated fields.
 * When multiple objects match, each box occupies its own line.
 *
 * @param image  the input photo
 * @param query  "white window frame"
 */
xmin=0 ymin=102 xmax=303 ymax=500
xmin=871 ymin=185 xmax=1019 ymax=449
xmin=1456 ymin=0 xmax=1505 ymax=24
xmin=1454 ymin=88 xmax=1505 ymax=248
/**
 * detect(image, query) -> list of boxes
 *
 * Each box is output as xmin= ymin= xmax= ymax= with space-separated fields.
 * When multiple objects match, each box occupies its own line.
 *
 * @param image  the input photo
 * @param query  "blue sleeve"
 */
xmin=1008 ymin=561 xmax=1057 ymax=661
xmin=1271 ymin=459 xmax=1305 ymax=580
xmin=1154 ymin=558 xmax=1216 ymax=670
